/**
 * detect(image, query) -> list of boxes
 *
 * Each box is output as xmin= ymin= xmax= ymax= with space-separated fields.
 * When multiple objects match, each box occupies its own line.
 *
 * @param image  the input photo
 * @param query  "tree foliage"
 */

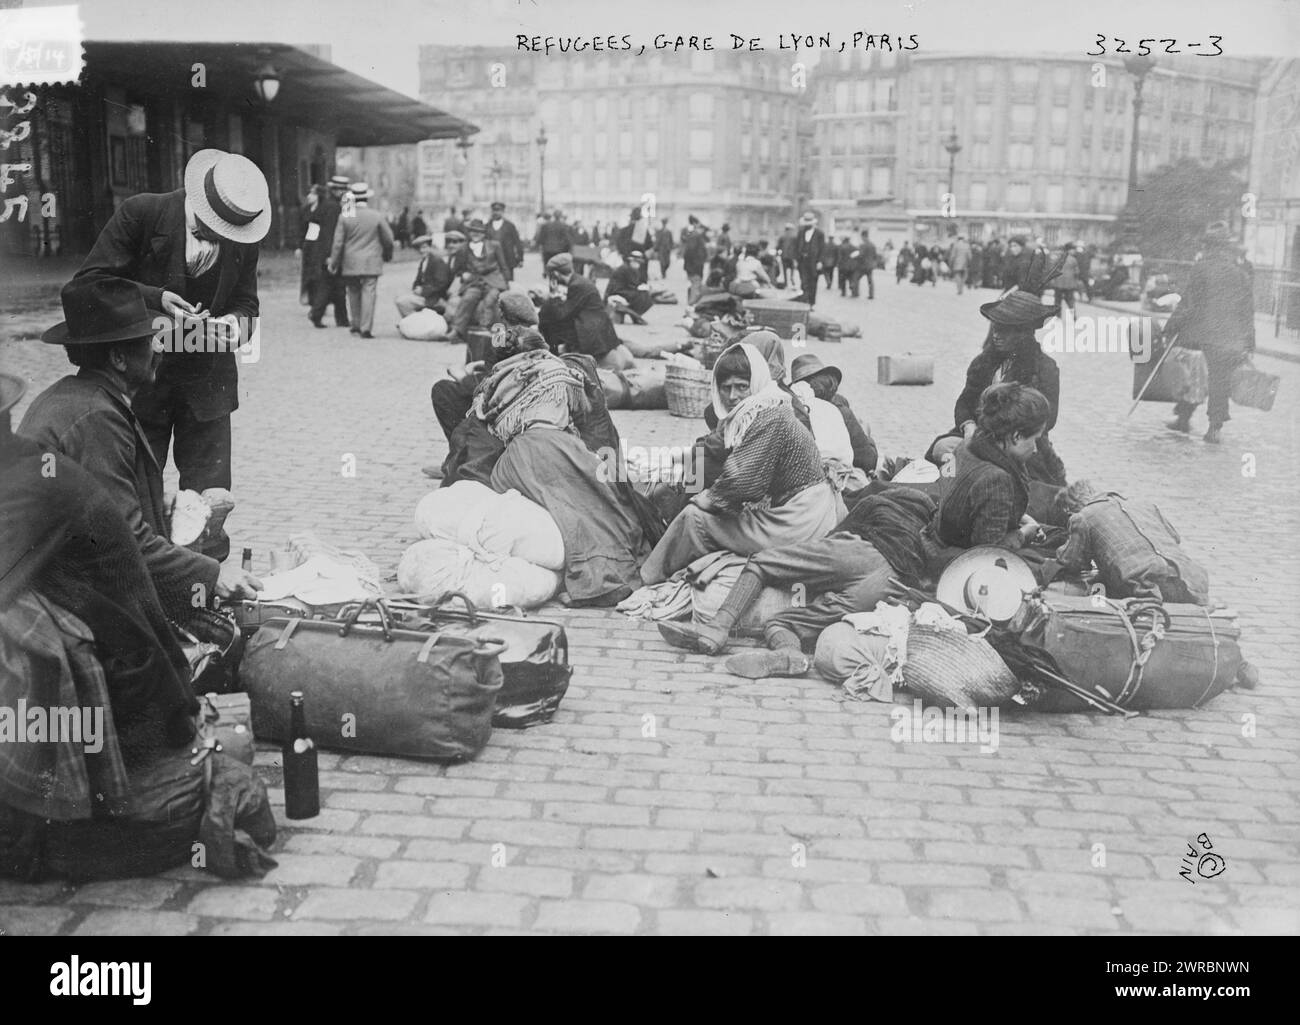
xmin=1116 ymin=157 xmax=1249 ymax=260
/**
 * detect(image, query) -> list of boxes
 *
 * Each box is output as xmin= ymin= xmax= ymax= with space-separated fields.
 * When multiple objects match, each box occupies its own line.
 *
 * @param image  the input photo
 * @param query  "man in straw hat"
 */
xmin=304 ymin=174 xmax=352 ymax=328
xmin=72 ymin=148 xmax=268 ymax=563
xmin=19 ymin=277 xmax=263 ymax=620
xmin=1160 ymin=221 xmax=1256 ymax=444
xmin=327 ymin=181 xmax=395 ymax=338
xmin=792 ymin=211 xmax=827 ymax=307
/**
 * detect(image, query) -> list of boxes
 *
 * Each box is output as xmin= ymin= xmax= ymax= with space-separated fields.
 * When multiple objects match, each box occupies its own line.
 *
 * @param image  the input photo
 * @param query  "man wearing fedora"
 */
xmin=327 ymin=182 xmax=395 ymax=339
xmin=792 ymin=211 xmax=826 ymax=307
xmin=486 ymin=202 xmax=524 ymax=284
xmin=72 ymin=148 xmax=267 ymax=564
xmin=790 ymin=354 xmax=877 ymax=475
xmin=448 ymin=219 xmax=511 ymax=343
xmin=1160 ymin=221 xmax=1256 ymax=444
xmin=304 ymin=174 xmax=352 ymax=329
xmin=19 ymin=278 xmax=263 ymax=620
xmin=395 ymin=232 xmax=455 ymax=320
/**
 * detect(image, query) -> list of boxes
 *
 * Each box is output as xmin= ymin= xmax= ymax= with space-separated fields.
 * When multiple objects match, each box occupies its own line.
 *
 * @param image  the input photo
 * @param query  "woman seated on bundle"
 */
xmin=639 ymin=341 xmax=841 ymax=584
xmin=728 ymin=243 xmax=775 ymax=299
xmin=923 ymin=382 xmax=1051 ymax=577
xmin=477 ymin=349 xmax=650 ymax=607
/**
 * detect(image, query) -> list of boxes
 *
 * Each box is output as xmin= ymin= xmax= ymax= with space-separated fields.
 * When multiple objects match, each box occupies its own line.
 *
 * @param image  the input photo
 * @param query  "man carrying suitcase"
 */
xmin=1162 ymin=222 xmax=1256 ymax=445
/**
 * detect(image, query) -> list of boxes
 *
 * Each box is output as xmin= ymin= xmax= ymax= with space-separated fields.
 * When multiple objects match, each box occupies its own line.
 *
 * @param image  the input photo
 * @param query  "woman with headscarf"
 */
xmin=482 ymin=350 xmax=649 ymax=606
xmin=639 ymin=342 xmax=840 ymax=585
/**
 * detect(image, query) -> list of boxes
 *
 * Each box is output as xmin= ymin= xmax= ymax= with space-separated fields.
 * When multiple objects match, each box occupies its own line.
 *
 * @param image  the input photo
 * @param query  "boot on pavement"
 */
xmin=657 ymin=565 xmax=764 ymax=655
xmin=725 ymin=625 xmax=810 ymax=679
xmin=1166 ymin=413 xmax=1192 ymax=433
xmin=1203 ymin=424 xmax=1223 ymax=444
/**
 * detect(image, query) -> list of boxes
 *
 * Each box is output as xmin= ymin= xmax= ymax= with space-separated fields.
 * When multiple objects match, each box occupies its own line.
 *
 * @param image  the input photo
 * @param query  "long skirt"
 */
xmin=490 ymin=428 xmax=649 ymax=605
xmin=640 ymin=480 xmax=842 ymax=585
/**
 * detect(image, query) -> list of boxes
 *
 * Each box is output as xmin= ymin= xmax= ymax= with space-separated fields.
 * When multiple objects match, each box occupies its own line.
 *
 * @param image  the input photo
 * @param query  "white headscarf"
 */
xmin=712 ymin=342 xmax=788 ymax=449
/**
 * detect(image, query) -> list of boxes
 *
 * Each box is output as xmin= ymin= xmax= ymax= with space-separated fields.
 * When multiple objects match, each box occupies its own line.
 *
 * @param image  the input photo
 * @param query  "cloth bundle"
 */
xmin=814 ymin=601 xmax=964 ymax=702
xmin=398 ymin=308 xmax=451 ymax=341
xmin=472 ymin=349 xmax=587 ymax=443
xmin=399 ymin=480 xmax=565 ymax=609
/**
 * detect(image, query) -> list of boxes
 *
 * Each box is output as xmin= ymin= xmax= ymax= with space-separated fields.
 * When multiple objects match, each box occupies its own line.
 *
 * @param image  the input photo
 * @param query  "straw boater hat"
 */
xmin=790 ymin=353 xmax=842 ymax=389
xmin=328 ymin=174 xmax=350 ymax=192
xmin=184 ymin=149 xmax=271 ymax=244
xmin=349 ymin=182 xmax=373 ymax=202
xmin=0 ymin=372 xmax=26 ymax=416
xmin=935 ymin=546 xmax=1038 ymax=622
xmin=42 ymin=278 xmax=165 ymax=346
xmin=800 ymin=211 xmax=817 ymax=226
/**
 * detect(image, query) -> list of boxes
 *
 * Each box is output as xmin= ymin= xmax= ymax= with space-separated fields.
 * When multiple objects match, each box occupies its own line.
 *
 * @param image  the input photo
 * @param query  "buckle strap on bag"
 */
xmin=1192 ymin=606 xmax=1222 ymax=708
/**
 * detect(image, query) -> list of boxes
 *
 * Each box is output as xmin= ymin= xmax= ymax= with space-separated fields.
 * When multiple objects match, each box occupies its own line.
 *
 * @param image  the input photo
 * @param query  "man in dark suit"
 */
xmin=538 ymin=253 xmax=622 ymax=366
xmin=395 ymin=233 xmax=455 ymax=319
xmin=19 ymin=277 xmax=262 ymax=619
xmin=536 ymin=211 xmax=571 ymax=269
xmin=448 ymin=219 xmax=511 ymax=343
xmin=72 ymin=149 xmax=265 ymax=564
xmin=486 ymin=202 xmax=524 ymax=284
xmin=793 ymin=211 xmax=826 ymax=307
xmin=305 ymin=175 xmax=350 ymax=328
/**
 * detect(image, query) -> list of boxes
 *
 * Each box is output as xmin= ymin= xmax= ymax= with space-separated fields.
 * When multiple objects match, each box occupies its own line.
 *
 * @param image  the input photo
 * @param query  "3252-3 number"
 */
xmin=1086 ymin=35 xmax=1223 ymax=57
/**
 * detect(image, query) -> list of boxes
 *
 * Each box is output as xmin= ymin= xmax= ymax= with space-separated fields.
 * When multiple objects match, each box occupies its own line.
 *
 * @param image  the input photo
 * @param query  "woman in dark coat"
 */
xmin=928 ymin=285 xmax=1068 ymax=486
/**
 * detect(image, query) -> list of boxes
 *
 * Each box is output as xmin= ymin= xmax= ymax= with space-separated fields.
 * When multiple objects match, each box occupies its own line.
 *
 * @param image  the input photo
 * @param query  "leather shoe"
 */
xmin=360 ymin=331 xmax=374 ymax=339
xmin=421 ymin=464 xmax=444 ymax=479
xmin=1203 ymin=426 xmax=1222 ymax=444
xmin=1165 ymin=416 xmax=1192 ymax=433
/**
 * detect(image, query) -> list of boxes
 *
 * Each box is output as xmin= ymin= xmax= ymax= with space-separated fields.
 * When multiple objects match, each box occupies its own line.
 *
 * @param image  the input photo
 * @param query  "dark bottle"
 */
xmin=283 ymin=690 xmax=320 ymax=819
xmin=241 ymin=547 xmax=253 ymax=573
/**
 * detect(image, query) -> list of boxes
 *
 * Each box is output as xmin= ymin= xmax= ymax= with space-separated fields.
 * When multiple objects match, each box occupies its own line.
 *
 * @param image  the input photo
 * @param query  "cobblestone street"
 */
xmin=1 ymin=252 xmax=1297 ymax=935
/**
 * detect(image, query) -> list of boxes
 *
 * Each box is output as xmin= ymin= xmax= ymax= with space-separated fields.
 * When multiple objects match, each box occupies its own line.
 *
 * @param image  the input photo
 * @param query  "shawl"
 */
xmin=472 ymin=349 xmax=586 ymax=444
xmin=712 ymin=342 xmax=789 ymax=450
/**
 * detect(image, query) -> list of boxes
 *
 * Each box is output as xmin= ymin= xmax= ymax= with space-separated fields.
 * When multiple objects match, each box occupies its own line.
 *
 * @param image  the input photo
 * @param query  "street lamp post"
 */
xmin=1119 ymin=55 xmax=1157 ymax=272
xmin=536 ymin=126 xmax=548 ymax=215
xmin=454 ymin=131 xmax=474 ymax=203
xmin=944 ymin=130 xmax=962 ymax=235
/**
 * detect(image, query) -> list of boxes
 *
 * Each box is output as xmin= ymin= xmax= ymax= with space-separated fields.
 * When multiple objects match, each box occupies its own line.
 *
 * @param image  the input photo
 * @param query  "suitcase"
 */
xmin=1132 ymin=339 xmax=1208 ymax=403
xmin=1021 ymin=594 xmax=1243 ymax=712
xmin=877 ymin=355 xmax=935 ymax=386
xmin=242 ymin=598 xmax=504 ymax=760
xmin=1231 ymin=361 xmax=1280 ymax=411
xmin=388 ymin=592 xmax=572 ymax=729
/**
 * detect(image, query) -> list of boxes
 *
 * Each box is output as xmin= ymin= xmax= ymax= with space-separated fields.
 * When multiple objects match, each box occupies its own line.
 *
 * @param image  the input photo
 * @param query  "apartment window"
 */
xmin=617 ymin=96 xmax=631 ymax=119
xmin=1052 ymin=66 xmax=1072 ymax=88
xmin=969 ymin=182 xmax=988 ymax=209
xmin=688 ymin=167 xmax=712 ymax=193
xmin=593 ymin=167 xmax=606 ymax=192
xmin=594 ymin=132 xmax=608 ymax=157
xmin=853 ymin=124 xmax=867 ymax=151
xmin=1011 ymin=104 xmax=1036 ymax=132
xmin=1048 ymin=145 xmax=1066 ymax=171
xmin=831 ymin=166 xmax=846 ymax=198
xmin=974 ymin=104 xmax=992 ymax=130
xmin=644 ymin=95 xmax=659 ymax=118
xmin=835 ymin=123 xmax=848 ymax=153
xmin=918 ymin=105 xmax=932 ymax=127
xmin=644 ymin=131 xmax=658 ymax=159
xmin=760 ymin=100 xmax=770 ymax=121
xmin=570 ymin=169 xmax=583 ymax=192
xmin=760 ymin=172 xmax=770 ymax=192
xmin=1011 ymin=66 xmax=1038 ymax=87
xmin=689 ymin=92 xmax=714 ymax=119
xmin=645 ymin=168 xmax=658 ymax=191
xmin=742 ymin=97 xmax=752 ymax=119
xmin=977 ymin=63 xmax=995 ymax=85
xmin=619 ymin=132 xmax=632 ymax=159
xmin=870 ymin=166 xmax=891 ymax=194
xmin=569 ymin=98 xmax=583 ymax=122
xmin=619 ymin=167 xmax=632 ymax=192
xmin=835 ymin=81 xmax=849 ymax=112
xmin=876 ymin=78 xmax=896 ymax=110
xmin=1009 ymin=143 xmax=1033 ymax=169
xmin=569 ymin=133 xmax=583 ymax=160
xmin=1046 ymin=184 xmax=1064 ymax=212
xmin=1050 ymin=106 xmax=1068 ymax=134
xmin=741 ymin=133 xmax=752 ymax=158
xmin=879 ymin=52 xmax=896 ymax=70
xmin=759 ymin=137 xmax=770 ymax=160
xmin=594 ymin=97 xmax=608 ymax=120
xmin=1007 ymin=182 xmax=1031 ymax=210
xmin=689 ymin=129 xmax=713 ymax=160
xmin=855 ymin=80 xmax=871 ymax=109
xmin=971 ymin=142 xmax=990 ymax=167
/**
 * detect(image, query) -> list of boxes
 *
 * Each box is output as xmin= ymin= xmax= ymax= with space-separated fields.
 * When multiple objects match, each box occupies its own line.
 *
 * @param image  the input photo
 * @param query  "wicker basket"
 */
xmin=900 ymin=624 xmax=1021 ymax=707
xmin=665 ymin=363 xmax=713 ymax=418
xmin=742 ymin=299 xmax=810 ymax=340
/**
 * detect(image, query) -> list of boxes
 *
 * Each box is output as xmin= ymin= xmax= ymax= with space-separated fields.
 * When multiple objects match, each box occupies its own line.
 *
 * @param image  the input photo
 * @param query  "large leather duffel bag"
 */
xmin=1230 ymin=360 xmax=1280 ymax=411
xmin=1021 ymin=594 xmax=1243 ymax=712
xmin=1132 ymin=338 xmax=1208 ymax=403
xmin=243 ymin=598 xmax=504 ymax=760
xmin=388 ymin=592 xmax=572 ymax=730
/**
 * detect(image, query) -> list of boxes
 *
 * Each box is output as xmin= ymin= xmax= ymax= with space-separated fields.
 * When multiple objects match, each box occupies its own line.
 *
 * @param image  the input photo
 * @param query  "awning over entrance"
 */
xmin=83 ymin=42 xmax=478 ymax=146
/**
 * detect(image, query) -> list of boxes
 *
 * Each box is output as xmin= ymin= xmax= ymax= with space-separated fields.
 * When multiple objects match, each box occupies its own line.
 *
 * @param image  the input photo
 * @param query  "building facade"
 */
xmin=1244 ymin=59 xmax=1300 ymax=330
xmin=415 ymin=46 xmax=813 ymax=240
xmin=810 ymin=51 xmax=1263 ymax=251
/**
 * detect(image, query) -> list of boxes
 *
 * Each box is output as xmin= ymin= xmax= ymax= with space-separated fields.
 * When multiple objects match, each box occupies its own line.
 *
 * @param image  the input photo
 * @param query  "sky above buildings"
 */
xmin=37 ymin=0 xmax=1300 ymax=99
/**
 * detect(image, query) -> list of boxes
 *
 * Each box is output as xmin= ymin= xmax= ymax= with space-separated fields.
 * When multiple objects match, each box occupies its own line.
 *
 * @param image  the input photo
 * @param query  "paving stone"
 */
xmin=478 ymin=867 xmax=574 ymax=899
xmin=263 ymin=855 xmax=362 ymax=887
xmin=293 ymin=888 xmax=419 ymax=921
xmin=186 ymin=886 xmax=280 ymax=921
xmin=655 ymin=910 xmax=755 ymax=935
xmin=532 ymin=899 xmax=641 ymax=934
xmin=71 ymin=878 xmax=181 ymax=910
xmin=926 ymin=889 xmax=1024 ymax=923
xmin=809 ymin=883 xmax=909 ymax=916
xmin=424 ymin=892 xmax=531 ymax=928
xmin=73 ymin=910 xmax=200 ymax=936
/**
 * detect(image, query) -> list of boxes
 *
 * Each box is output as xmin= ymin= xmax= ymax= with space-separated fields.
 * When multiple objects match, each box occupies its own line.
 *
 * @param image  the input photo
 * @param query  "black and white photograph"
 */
xmin=0 ymin=0 xmax=1296 ymax=968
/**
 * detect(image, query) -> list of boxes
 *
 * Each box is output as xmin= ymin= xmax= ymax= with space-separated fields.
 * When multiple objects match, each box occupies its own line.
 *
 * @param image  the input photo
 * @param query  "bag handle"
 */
xmin=426 ymin=590 xmax=481 ymax=625
xmin=338 ymin=597 xmax=393 ymax=641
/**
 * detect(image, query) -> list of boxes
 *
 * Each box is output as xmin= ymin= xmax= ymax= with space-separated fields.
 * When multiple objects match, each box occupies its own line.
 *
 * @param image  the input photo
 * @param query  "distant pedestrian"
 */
xmin=1053 ymin=242 xmax=1081 ymax=315
xmin=443 ymin=205 xmax=463 ymax=235
xmin=682 ymin=223 xmax=708 ymax=304
xmin=307 ymin=175 xmax=351 ymax=328
xmin=949 ymin=235 xmax=971 ymax=295
xmin=486 ymin=201 xmax=524 ymax=284
xmin=896 ymin=243 xmax=913 ymax=284
xmin=793 ymin=212 xmax=826 ymax=307
xmin=860 ymin=231 xmax=878 ymax=299
xmin=328 ymin=182 xmax=394 ymax=338
xmin=654 ymin=218 xmax=673 ymax=279
xmin=411 ymin=209 xmax=428 ymax=240
xmin=536 ymin=211 xmax=571 ymax=268
xmin=777 ymin=223 xmax=797 ymax=288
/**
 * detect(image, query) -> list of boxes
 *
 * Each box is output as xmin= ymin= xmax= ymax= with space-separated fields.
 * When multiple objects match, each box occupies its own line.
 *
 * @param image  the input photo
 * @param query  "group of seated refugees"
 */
xmin=423 ymin=255 xmax=1211 ymax=680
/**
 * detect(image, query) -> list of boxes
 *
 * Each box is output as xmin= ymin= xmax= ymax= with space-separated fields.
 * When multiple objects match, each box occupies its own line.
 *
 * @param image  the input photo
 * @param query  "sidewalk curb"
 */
xmin=1082 ymin=298 xmax=1300 ymax=366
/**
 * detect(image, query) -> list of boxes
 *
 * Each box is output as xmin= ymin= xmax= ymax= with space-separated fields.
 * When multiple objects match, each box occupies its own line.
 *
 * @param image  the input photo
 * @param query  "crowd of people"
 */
xmin=0 ymin=143 xmax=1258 ymax=881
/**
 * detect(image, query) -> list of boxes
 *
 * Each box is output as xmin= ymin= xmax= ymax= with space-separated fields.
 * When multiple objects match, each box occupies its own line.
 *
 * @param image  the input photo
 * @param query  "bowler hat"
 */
xmin=0 ymin=372 xmax=26 ymax=415
xmin=184 ymin=149 xmax=271 ymax=244
xmin=935 ymin=546 xmax=1038 ymax=623
xmin=980 ymin=289 xmax=1057 ymax=327
xmin=42 ymin=278 xmax=164 ymax=346
xmin=466 ymin=219 xmax=487 ymax=233
xmin=491 ymin=201 xmax=506 ymax=211
xmin=790 ymin=353 xmax=842 ymax=389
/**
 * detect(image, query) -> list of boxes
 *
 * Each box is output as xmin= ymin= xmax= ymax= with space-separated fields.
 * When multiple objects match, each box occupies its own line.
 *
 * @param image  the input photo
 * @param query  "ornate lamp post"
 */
xmin=944 ymin=129 xmax=962 ymax=235
xmin=454 ymin=131 xmax=474 ymax=203
xmin=536 ymin=125 xmax=548 ymax=215
xmin=1119 ymin=55 xmax=1157 ymax=267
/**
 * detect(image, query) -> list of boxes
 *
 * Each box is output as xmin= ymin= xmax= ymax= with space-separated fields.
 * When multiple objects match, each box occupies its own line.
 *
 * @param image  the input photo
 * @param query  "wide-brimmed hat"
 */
xmin=545 ymin=252 xmax=574 ymax=274
xmin=800 ymin=212 xmax=817 ymax=226
xmin=184 ymin=149 xmax=271 ymax=244
xmin=980 ymin=289 xmax=1057 ymax=327
xmin=466 ymin=218 xmax=487 ymax=233
xmin=0 ymin=372 xmax=26 ymax=415
xmin=411 ymin=234 xmax=434 ymax=248
xmin=42 ymin=278 xmax=163 ymax=346
xmin=936 ymin=546 xmax=1038 ymax=622
xmin=790 ymin=353 xmax=842 ymax=389
xmin=327 ymin=174 xmax=350 ymax=191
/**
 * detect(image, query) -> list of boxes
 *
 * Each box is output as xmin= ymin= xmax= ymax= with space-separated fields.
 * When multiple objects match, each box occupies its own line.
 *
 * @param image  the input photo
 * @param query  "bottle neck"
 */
xmin=289 ymin=700 xmax=307 ymax=740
